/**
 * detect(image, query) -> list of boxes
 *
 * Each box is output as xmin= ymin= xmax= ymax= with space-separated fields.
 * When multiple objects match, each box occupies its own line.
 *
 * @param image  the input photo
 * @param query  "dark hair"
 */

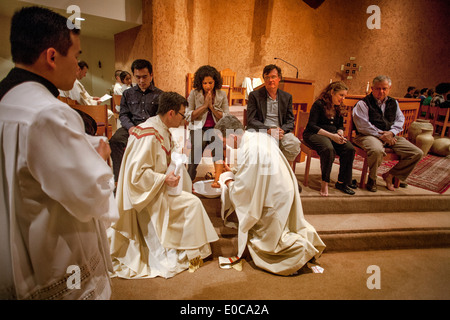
xmin=120 ymin=71 xmax=131 ymax=82
xmin=435 ymin=82 xmax=450 ymax=95
xmin=10 ymin=6 xmax=80 ymax=65
xmin=317 ymin=81 xmax=348 ymax=119
xmin=193 ymin=65 xmax=222 ymax=92
xmin=427 ymin=88 xmax=434 ymax=96
xmin=215 ymin=115 xmax=244 ymax=139
xmin=78 ymin=60 xmax=89 ymax=70
xmin=407 ymin=86 xmax=416 ymax=92
xmin=420 ymin=88 xmax=428 ymax=94
xmin=263 ymin=64 xmax=282 ymax=79
xmin=157 ymin=92 xmax=187 ymax=115
xmin=131 ymin=59 xmax=153 ymax=74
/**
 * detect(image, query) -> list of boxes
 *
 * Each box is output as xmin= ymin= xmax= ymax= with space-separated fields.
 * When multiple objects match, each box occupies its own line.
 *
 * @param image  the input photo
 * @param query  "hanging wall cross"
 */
xmin=340 ymin=57 xmax=362 ymax=80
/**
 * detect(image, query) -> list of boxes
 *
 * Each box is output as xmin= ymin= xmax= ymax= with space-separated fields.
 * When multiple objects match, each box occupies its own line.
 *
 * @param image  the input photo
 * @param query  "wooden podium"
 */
xmin=279 ymin=78 xmax=315 ymax=112
xmin=254 ymin=77 xmax=315 ymax=112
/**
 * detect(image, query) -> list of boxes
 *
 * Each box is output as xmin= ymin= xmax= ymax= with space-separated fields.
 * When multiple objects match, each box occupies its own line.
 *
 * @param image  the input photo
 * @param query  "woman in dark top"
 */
xmin=303 ymin=81 xmax=356 ymax=196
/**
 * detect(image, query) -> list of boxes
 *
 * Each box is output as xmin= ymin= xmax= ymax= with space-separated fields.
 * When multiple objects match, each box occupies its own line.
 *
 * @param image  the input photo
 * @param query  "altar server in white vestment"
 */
xmin=0 ymin=7 xmax=119 ymax=299
xmin=60 ymin=61 xmax=117 ymax=134
xmin=216 ymin=115 xmax=325 ymax=276
xmin=110 ymin=92 xmax=219 ymax=279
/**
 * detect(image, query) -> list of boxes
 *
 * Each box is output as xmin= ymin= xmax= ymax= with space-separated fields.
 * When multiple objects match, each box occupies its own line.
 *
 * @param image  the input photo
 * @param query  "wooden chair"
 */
xmin=185 ymin=73 xmax=194 ymax=98
xmin=71 ymin=104 xmax=111 ymax=139
xmin=220 ymin=85 xmax=230 ymax=101
xmin=347 ymin=96 xmax=422 ymax=188
xmin=67 ymin=98 xmax=76 ymax=106
xmin=291 ymin=108 xmax=353 ymax=186
xmin=58 ymin=96 xmax=68 ymax=104
xmin=58 ymin=96 xmax=77 ymax=106
xmin=348 ymin=115 xmax=400 ymax=189
xmin=291 ymin=111 xmax=318 ymax=186
xmin=220 ymin=68 xmax=246 ymax=106
xmin=431 ymin=106 xmax=450 ymax=137
xmin=292 ymin=103 xmax=307 ymax=135
xmin=417 ymin=104 xmax=430 ymax=120
xmin=112 ymin=94 xmax=122 ymax=114
xmin=399 ymin=105 xmax=419 ymax=138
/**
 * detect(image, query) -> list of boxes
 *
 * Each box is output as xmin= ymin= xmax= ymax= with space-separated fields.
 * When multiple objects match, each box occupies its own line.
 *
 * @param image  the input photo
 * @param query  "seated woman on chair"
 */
xmin=186 ymin=65 xmax=229 ymax=187
xmin=303 ymin=81 xmax=356 ymax=196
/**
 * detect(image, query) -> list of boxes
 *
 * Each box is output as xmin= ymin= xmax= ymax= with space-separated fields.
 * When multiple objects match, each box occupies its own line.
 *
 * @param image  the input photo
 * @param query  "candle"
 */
xmin=330 ymin=79 xmax=332 ymax=83
xmin=366 ymin=82 xmax=370 ymax=93
xmin=341 ymin=65 xmax=344 ymax=71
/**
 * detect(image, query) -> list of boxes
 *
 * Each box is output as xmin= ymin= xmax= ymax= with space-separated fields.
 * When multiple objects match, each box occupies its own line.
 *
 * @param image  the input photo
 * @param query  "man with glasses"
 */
xmin=110 ymin=92 xmax=218 ymax=279
xmin=109 ymin=59 xmax=163 ymax=182
xmin=246 ymin=64 xmax=300 ymax=168
xmin=352 ymin=75 xmax=423 ymax=192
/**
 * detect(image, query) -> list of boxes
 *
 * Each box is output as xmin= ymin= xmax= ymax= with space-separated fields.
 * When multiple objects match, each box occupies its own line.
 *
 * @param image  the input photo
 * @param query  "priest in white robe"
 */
xmin=110 ymin=92 xmax=219 ymax=279
xmin=216 ymin=115 xmax=326 ymax=276
xmin=0 ymin=7 xmax=118 ymax=299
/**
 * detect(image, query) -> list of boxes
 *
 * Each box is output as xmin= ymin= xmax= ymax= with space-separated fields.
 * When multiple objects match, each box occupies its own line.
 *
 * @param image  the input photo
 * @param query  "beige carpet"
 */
xmin=111 ymin=248 xmax=450 ymax=300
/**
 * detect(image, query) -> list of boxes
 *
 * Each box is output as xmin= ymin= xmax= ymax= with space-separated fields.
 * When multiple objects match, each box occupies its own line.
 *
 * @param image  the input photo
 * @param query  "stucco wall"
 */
xmin=115 ymin=0 xmax=450 ymax=98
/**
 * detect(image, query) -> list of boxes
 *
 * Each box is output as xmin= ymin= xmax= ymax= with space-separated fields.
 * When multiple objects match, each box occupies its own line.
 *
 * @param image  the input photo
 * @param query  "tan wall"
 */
xmin=0 ymin=11 xmax=115 ymax=98
xmin=114 ymin=0 xmax=450 ymax=99
xmin=78 ymin=36 xmax=116 ymax=97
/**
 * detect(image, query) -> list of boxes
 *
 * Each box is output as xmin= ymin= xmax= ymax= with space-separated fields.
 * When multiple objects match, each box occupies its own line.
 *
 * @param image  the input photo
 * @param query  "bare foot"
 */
xmin=211 ymin=181 xmax=221 ymax=188
xmin=382 ymin=172 xmax=395 ymax=191
xmin=320 ymin=181 xmax=329 ymax=197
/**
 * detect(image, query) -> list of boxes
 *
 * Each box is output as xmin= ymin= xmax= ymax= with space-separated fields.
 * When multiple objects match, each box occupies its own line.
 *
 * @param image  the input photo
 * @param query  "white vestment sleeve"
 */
xmin=119 ymin=136 xmax=167 ymax=213
xmin=27 ymin=105 xmax=118 ymax=223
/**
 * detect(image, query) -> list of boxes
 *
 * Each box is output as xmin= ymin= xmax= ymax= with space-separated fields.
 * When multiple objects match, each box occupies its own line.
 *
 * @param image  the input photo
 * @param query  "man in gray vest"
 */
xmin=352 ymin=75 xmax=423 ymax=192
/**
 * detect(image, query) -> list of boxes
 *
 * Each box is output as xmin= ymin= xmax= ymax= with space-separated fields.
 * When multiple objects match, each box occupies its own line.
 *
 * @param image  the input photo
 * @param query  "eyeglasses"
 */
xmin=177 ymin=111 xmax=186 ymax=120
xmin=264 ymin=75 xmax=279 ymax=81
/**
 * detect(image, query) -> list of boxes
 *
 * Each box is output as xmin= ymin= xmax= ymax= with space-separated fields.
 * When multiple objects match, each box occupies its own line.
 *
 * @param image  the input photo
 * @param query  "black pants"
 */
xmin=109 ymin=127 xmax=129 ymax=182
xmin=303 ymin=133 xmax=355 ymax=185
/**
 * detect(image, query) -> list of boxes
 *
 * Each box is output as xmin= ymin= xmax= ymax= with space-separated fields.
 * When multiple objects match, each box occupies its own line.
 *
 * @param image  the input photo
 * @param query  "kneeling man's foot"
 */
xmin=189 ymin=256 xmax=204 ymax=273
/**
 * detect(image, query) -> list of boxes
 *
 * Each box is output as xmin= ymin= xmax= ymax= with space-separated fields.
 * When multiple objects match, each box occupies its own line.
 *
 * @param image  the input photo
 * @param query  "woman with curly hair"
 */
xmin=186 ymin=65 xmax=229 ymax=186
xmin=303 ymin=81 xmax=356 ymax=196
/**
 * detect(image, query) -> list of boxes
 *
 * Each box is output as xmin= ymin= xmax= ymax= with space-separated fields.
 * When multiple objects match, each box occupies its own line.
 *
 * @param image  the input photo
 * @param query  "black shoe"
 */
xmin=349 ymin=179 xmax=358 ymax=189
xmin=335 ymin=182 xmax=355 ymax=195
xmin=366 ymin=178 xmax=377 ymax=192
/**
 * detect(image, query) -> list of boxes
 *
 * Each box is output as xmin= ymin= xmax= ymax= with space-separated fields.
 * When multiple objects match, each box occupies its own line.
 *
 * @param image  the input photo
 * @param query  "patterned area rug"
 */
xmin=347 ymin=154 xmax=450 ymax=194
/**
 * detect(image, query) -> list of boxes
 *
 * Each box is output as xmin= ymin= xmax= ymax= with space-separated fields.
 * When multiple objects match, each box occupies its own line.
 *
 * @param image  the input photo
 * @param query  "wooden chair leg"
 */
xmin=304 ymin=154 xmax=311 ymax=186
xmin=359 ymin=159 xmax=369 ymax=189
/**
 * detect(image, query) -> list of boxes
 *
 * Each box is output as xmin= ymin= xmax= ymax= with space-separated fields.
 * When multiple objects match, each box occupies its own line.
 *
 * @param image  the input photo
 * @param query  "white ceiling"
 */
xmin=0 ymin=0 xmax=142 ymax=40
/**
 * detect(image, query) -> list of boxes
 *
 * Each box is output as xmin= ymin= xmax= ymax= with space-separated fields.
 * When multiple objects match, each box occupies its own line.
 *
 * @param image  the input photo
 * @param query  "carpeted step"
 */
xmin=318 ymin=229 xmax=450 ymax=252
xmin=306 ymin=211 xmax=450 ymax=252
xmin=200 ymin=191 xmax=450 ymax=254
xmin=301 ymin=194 xmax=450 ymax=215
